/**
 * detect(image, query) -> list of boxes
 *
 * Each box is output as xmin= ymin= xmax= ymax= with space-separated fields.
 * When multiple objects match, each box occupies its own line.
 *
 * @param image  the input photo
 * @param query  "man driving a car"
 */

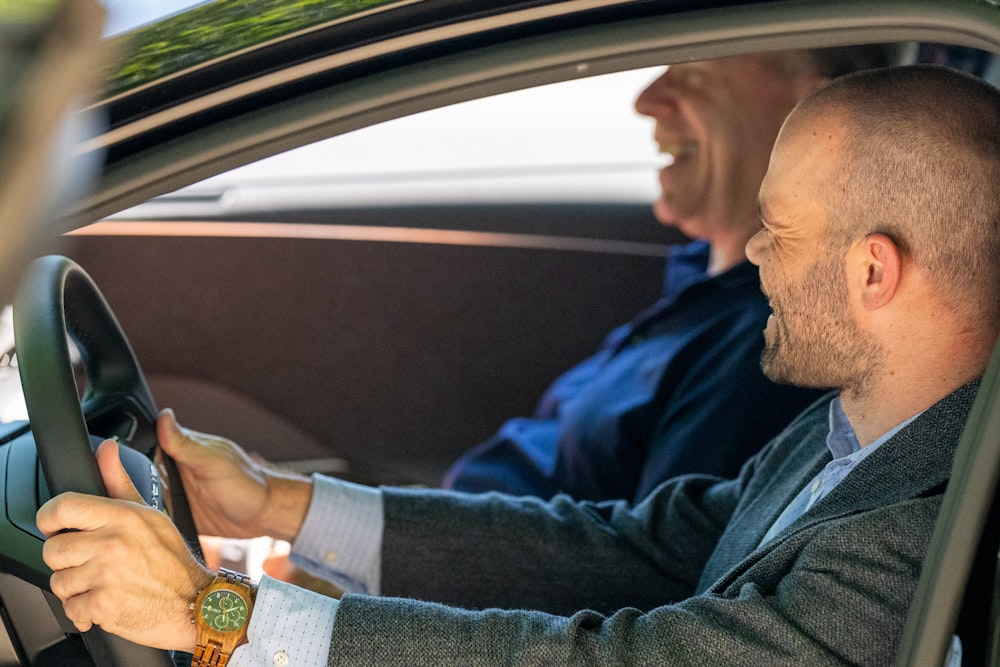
xmin=36 ymin=63 xmax=1000 ymax=665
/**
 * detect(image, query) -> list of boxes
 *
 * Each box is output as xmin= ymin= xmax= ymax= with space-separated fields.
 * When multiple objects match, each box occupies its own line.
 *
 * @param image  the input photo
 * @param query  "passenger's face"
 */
xmin=633 ymin=54 xmax=818 ymax=240
xmin=745 ymin=114 xmax=880 ymax=391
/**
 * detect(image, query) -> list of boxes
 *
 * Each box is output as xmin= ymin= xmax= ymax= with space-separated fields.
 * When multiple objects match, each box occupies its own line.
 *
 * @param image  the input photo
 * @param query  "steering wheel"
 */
xmin=12 ymin=254 xmax=200 ymax=667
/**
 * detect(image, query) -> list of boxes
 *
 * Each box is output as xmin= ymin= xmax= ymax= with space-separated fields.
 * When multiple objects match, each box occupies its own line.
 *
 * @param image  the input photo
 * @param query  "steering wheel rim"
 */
xmin=12 ymin=254 xmax=198 ymax=666
xmin=15 ymin=255 xmax=151 ymax=493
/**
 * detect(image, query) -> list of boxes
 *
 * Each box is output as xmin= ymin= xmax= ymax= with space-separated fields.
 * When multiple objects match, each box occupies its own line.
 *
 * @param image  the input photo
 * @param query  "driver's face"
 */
xmin=746 ymin=112 xmax=881 ymax=391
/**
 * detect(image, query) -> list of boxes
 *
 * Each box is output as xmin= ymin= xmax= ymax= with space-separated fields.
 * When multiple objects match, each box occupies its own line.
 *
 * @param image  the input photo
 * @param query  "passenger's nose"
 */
xmin=633 ymin=68 xmax=679 ymax=118
xmin=745 ymin=228 xmax=768 ymax=267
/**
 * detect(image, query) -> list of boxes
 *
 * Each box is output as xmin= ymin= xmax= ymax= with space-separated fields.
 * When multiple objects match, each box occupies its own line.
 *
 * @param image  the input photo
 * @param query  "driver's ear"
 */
xmin=855 ymin=232 xmax=902 ymax=310
xmin=95 ymin=440 xmax=146 ymax=505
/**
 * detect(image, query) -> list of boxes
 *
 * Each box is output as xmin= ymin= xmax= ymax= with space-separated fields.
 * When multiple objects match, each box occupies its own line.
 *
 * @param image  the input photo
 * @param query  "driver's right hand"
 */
xmin=156 ymin=409 xmax=314 ymax=543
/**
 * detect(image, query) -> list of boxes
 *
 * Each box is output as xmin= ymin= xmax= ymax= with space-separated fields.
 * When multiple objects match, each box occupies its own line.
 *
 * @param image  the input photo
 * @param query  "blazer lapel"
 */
xmin=785 ymin=380 xmax=979 ymax=534
xmin=696 ymin=402 xmax=831 ymax=590
xmin=703 ymin=380 xmax=979 ymax=594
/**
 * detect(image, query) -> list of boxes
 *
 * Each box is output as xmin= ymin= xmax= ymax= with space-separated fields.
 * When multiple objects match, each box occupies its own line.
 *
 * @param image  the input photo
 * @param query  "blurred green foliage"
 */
xmin=105 ymin=0 xmax=401 ymax=96
xmin=0 ymin=0 xmax=57 ymax=24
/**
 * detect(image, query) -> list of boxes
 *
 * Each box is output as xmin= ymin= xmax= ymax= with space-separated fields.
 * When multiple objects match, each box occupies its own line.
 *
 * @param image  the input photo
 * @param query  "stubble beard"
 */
xmin=760 ymin=253 xmax=882 ymax=399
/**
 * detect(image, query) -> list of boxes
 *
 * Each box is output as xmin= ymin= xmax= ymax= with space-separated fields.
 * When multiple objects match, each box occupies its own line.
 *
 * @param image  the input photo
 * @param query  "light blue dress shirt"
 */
xmin=759 ymin=397 xmax=918 ymax=546
xmin=229 ymin=477 xmax=383 ymax=666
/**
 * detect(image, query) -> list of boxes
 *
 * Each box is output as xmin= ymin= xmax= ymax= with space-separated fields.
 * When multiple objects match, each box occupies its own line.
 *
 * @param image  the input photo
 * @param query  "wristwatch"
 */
xmin=191 ymin=568 xmax=257 ymax=667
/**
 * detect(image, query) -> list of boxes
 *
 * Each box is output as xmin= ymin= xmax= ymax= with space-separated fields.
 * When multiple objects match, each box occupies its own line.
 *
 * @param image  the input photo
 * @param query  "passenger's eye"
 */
xmin=678 ymin=68 xmax=708 ymax=90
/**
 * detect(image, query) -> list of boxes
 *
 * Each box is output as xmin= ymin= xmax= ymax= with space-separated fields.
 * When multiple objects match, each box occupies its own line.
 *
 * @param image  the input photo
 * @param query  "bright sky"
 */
xmin=215 ymin=67 xmax=661 ymax=182
xmin=101 ymin=0 xmax=207 ymax=35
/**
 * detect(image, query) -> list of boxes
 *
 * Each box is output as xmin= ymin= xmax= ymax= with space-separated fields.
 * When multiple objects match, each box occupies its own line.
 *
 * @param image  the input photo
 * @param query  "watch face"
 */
xmin=200 ymin=589 xmax=249 ymax=632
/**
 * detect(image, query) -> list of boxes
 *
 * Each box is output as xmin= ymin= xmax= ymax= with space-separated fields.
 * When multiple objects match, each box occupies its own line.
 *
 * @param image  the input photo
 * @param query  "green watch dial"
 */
xmin=200 ymin=589 xmax=249 ymax=632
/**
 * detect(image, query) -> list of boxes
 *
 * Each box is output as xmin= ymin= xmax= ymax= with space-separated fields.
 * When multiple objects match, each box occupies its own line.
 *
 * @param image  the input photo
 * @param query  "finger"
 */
xmin=48 ymin=562 xmax=95 ymax=602
xmin=95 ymin=440 xmax=145 ymax=505
xmin=36 ymin=492 xmax=120 ymax=537
xmin=39 ymin=497 xmax=140 ymax=566
xmin=59 ymin=591 xmax=97 ymax=633
xmin=42 ymin=530 xmax=93 ymax=570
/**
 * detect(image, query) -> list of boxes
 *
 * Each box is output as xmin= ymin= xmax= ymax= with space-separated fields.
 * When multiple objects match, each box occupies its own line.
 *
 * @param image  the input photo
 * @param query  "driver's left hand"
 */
xmin=36 ymin=439 xmax=214 ymax=652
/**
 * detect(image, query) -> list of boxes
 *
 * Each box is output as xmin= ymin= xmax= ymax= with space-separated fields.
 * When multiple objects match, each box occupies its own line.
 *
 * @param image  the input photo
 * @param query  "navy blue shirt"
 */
xmin=443 ymin=241 xmax=825 ymax=504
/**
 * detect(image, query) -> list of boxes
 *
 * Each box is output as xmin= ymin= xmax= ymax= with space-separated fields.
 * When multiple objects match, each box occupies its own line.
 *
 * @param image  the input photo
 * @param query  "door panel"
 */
xmin=64 ymin=203 xmax=680 ymax=486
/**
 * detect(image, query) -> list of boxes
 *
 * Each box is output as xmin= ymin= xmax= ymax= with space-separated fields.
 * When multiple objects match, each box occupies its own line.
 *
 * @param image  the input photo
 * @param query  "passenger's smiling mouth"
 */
xmin=659 ymin=142 xmax=699 ymax=161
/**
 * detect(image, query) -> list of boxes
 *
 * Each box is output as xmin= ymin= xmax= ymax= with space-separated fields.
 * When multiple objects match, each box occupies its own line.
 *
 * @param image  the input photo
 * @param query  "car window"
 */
xmin=0 ymin=67 xmax=662 ymax=424
xmin=107 ymin=66 xmax=661 ymax=219
xmin=0 ymin=306 xmax=21 ymax=423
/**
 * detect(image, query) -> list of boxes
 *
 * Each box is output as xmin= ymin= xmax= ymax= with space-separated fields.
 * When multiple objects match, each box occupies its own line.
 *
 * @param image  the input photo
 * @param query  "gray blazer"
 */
xmin=327 ymin=382 xmax=977 ymax=666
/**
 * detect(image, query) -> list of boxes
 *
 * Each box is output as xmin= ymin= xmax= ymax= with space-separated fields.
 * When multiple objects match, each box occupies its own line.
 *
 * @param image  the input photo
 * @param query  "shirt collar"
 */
xmin=826 ymin=397 xmax=861 ymax=460
xmin=661 ymin=240 xmax=758 ymax=302
xmin=826 ymin=395 xmax=924 ymax=462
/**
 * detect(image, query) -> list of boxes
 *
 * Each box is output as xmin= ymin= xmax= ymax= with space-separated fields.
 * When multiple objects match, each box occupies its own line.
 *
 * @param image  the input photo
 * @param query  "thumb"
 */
xmin=95 ymin=439 xmax=146 ymax=504
xmin=156 ymin=408 xmax=188 ymax=461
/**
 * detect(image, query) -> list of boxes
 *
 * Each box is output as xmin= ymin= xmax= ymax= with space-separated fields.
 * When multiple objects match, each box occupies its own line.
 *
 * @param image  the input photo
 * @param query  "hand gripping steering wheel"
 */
xmin=13 ymin=255 xmax=200 ymax=667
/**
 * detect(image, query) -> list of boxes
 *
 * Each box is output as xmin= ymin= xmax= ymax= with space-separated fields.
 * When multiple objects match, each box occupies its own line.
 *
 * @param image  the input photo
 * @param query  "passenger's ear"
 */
xmin=857 ymin=233 xmax=901 ymax=310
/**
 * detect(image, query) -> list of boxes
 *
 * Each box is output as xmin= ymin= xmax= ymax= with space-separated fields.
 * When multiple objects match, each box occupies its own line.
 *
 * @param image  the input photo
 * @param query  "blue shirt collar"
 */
xmin=661 ymin=240 xmax=758 ymax=303
xmin=826 ymin=396 xmax=861 ymax=460
xmin=826 ymin=395 xmax=924 ymax=462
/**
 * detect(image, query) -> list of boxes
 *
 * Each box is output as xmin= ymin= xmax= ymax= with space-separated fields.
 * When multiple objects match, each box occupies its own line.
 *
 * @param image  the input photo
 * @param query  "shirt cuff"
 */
xmin=228 ymin=575 xmax=338 ymax=667
xmin=289 ymin=473 xmax=384 ymax=595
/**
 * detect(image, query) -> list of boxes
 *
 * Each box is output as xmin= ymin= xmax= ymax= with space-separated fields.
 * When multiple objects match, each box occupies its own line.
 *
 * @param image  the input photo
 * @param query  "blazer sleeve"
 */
xmin=324 ymin=492 xmax=940 ymax=666
xmin=378 ymin=470 xmax=746 ymax=615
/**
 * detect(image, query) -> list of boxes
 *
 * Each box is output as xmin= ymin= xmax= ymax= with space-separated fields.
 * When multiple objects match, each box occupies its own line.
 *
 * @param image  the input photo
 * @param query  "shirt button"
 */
xmin=273 ymin=651 xmax=290 ymax=666
xmin=324 ymin=551 xmax=338 ymax=565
